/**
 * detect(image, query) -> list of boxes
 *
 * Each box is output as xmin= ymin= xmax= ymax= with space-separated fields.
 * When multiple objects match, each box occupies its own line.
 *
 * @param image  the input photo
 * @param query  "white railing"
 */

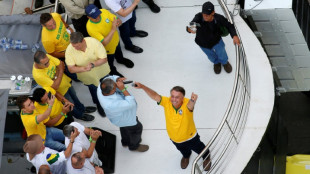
xmin=191 ymin=1 xmax=251 ymax=173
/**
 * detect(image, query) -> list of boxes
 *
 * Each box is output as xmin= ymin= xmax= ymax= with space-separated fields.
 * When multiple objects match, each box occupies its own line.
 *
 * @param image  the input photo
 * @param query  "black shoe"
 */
xmin=84 ymin=106 xmax=97 ymax=113
xmin=110 ymin=70 xmax=124 ymax=77
xmin=97 ymin=104 xmax=106 ymax=117
xmin=77 ymin=114 xmax=95 ymax=121
xmin=117 ymin=58 xmax=134 ymax=68
xmin=30 ymin=166 xmax=36 ymax=173
xmin=143 ymin=0 xmax=160 ymax=13
xmin=132 ymin=30 xmax=148 ymax=37
xmin=35 ymin=0 xmax=43 ymax=8
xmin=125 ymin=45 xmax=143 ymax=53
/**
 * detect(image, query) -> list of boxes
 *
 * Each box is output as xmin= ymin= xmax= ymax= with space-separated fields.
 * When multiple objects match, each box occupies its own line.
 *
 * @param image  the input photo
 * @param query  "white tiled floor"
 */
xmin=0 ymin=0 xmax=239 ymax=173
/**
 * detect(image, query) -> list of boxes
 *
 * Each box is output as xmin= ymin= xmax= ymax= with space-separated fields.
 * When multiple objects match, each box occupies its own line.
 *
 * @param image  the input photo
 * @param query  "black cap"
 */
xmin=202 ymin=1 xmax=214 ymax=15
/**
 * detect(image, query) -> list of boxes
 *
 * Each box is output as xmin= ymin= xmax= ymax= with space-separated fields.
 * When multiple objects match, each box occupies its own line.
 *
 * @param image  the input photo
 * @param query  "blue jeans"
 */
xmin=200 ymin=39 xmax=228 ymax=65
xmin=45 ymin=127 xmax=65 ymax=152
xmin=172 ymin=134 xmax=210 ymax=160
xmin=119 ymin=10 xmax=137 ymax=49
xmin=64 ymin=86 xmax=85 ymax=119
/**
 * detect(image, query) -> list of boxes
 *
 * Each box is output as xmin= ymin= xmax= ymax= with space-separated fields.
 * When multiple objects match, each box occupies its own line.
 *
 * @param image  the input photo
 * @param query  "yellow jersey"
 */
xmin=32 ymin=54 xmax=72 ymax=96
xmin=86 ymin=9 xmax=120 ymax=54
xmin=21 ymin=110 xmax=49 ymax=142
xmin=159 ymin=96 xmax=197 ymax=143
xmin=41 ymin=13 xmax=70 ymax=54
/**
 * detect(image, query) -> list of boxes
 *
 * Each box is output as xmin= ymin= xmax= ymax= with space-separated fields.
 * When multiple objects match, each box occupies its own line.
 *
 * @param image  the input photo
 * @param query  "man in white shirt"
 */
xmin=104 ymin=0 xmax=148 ymax=53
xmin=63 ymin=122 xmax=102 ymax=166
xmin=23 ymin=132 xmax=78 ymax=174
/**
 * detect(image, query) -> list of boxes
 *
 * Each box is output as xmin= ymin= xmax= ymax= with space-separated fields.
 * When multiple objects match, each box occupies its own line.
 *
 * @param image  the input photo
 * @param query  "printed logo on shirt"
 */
xmin=63 ymin=31 xmax=69 ymax=42
xmin=47 ymin=66 xmax=56 ymax=79
xmin=105 ymin=18 xmax=110 ymax=23
xmin=178 ymin=109 xmax=183 ymax=115
xmin=46 ymin=153 xmax=60 ymax=165
xmin=56 ymin=22 xmax=63 ymax=40
xmin=120 ymin=0 xmax=128 ymax=9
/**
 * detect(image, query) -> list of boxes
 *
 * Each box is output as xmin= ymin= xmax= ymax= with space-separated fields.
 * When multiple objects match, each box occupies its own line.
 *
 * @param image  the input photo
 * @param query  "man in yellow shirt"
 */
xmin=85 ymin=5 xmax=134 ymax=76
xmin=33 ymin=88 xmax=73 ymax=129
xmin=40 ymin=13 xmax=72 ymax=59
xmin=33 ymin=51 xmax=95 ymax=121
xmin=65 ymin=32 xmax=110 ymax=117
xmin=40 ymin=12 xmax=78 ymax=81
xmin=16 ymin=95 xmax=66 ymax=151
xmin=136 ymin=83 xmax=211 ymax=171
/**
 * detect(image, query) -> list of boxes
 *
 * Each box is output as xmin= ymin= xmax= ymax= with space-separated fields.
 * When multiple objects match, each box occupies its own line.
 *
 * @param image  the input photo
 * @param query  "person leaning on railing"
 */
xmin=187 ymin=1 xmax=240 ymax=75
xmin=135 ymin=83 xmax=211 ymax=171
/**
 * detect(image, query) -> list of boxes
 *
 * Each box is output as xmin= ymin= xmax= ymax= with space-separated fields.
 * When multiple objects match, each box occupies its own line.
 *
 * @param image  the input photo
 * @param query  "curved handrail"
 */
xmin=191 ymin=1 xmax=251 ymax=173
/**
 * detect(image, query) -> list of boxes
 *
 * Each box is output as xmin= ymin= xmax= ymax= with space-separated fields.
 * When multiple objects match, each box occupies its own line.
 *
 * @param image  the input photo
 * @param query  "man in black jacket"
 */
xmin=187 ymin=1 xmax=240 ymax=74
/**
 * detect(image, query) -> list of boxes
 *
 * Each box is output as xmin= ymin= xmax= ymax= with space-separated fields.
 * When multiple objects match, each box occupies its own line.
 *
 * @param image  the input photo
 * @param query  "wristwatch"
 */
xmin=91 ymin=63 xmax=95 ymax=68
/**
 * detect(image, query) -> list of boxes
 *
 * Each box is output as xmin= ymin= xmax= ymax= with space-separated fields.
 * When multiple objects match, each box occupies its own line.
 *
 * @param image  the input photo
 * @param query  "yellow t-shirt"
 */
xmin=21 ymin=110 xmax=49 ymax=142
xmin=34 ymin=96 xmax=64 ymax=127
xmin=86 ymin=9 xmax=120 ymax=55
xmin=41 ymin=13 xmax=70 ymax=54
xmin=65 ymin=37 xmax=110 ymax=86
xmin=32 ymin=54 xmax=72 ymax=96
xmin=159 ymin=96 xmax=197 ymax=143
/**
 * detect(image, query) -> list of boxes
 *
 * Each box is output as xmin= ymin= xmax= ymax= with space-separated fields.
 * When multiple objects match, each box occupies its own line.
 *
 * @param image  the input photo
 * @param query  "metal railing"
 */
xmin=191 ymin=0 xmax=251 ymax=173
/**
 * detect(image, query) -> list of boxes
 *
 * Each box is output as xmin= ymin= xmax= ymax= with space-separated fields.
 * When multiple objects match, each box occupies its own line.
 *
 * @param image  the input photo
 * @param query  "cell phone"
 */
xmin=123 ymin=80 xmax=133 ymax=84
xmin=47 ymin=92 xmax=51 ymax=99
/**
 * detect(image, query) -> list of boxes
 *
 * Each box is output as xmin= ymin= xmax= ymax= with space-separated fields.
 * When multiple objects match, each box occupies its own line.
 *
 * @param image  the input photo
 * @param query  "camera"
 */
xmin=47 ymin=92 xmax=51 ymax=99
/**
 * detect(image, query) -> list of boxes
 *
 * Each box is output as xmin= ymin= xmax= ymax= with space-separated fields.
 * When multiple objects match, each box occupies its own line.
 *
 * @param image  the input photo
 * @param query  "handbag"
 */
xmin=214 ymin=18 xmax=229 ymax=37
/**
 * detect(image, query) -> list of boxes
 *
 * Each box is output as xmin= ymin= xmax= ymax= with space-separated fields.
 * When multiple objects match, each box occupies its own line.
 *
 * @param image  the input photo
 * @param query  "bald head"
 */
xmin=39 ymin=165 xmax=51 ymax=174
xmin=71 ymin=152 xmax=85 ymax=169
xmin=23 ymin=134 xmax=44 ymax=155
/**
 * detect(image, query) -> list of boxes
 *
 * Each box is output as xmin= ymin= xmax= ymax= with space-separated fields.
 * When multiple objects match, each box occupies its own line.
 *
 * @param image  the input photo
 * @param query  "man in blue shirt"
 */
xmin=97 ymin=75 xmax=149 ymax=152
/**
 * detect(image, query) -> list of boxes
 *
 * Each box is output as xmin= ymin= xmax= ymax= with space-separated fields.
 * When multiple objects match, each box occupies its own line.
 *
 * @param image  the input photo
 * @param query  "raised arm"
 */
xmin=64 ymin=129 xmax=79 ymax=158
xmin=44 ymin=103 xmax=71 ymax=126
xmin=101 ymin=18 xmax=118 ymax=46
xmin=187 ymin=92 xmax=198 ymax=111
xmin=36 ymin=95 xmax=55 ymax=123
xmin=135 ymin=82 xmax=161 ymax=103
xmin=83 ymin=130 xmax=101 ymax=158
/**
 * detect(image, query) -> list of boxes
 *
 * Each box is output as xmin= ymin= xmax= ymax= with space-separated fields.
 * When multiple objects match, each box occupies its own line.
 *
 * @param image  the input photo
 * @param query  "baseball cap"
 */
xmin=202 ymin=1 xmax=214 ymax=15
xmin=85 ymin=4 xmax=102 ymax=19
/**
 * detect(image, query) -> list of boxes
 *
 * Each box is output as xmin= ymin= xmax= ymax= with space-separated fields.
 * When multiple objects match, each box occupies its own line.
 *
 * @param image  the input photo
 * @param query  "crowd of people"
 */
xmin=17 ymin=1 xmax=240 ymax=173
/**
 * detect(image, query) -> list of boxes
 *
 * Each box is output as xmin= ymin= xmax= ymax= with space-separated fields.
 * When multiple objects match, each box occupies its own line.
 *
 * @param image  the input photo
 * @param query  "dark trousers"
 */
xmin=120 ymin=118 xmax=142 ymax=150
xmin=87 ymin=84 xmax=100 ymax=105
xmin=172 ymin=134 xmax=210 ymax=159
xmin=72 ymin=15 xmax=89 ymax=37
xmin=86 ymin=74 xmax=110 ymax=105
xmin=107 ymin=43 xmax=124 ymax=74
xmin=118 ymin=10 xmax=137 ymax=49
xmin=64 ymin=86 xmax=85 ymax=119
xmin=55 ymin=112 xmax=74 ymax=130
